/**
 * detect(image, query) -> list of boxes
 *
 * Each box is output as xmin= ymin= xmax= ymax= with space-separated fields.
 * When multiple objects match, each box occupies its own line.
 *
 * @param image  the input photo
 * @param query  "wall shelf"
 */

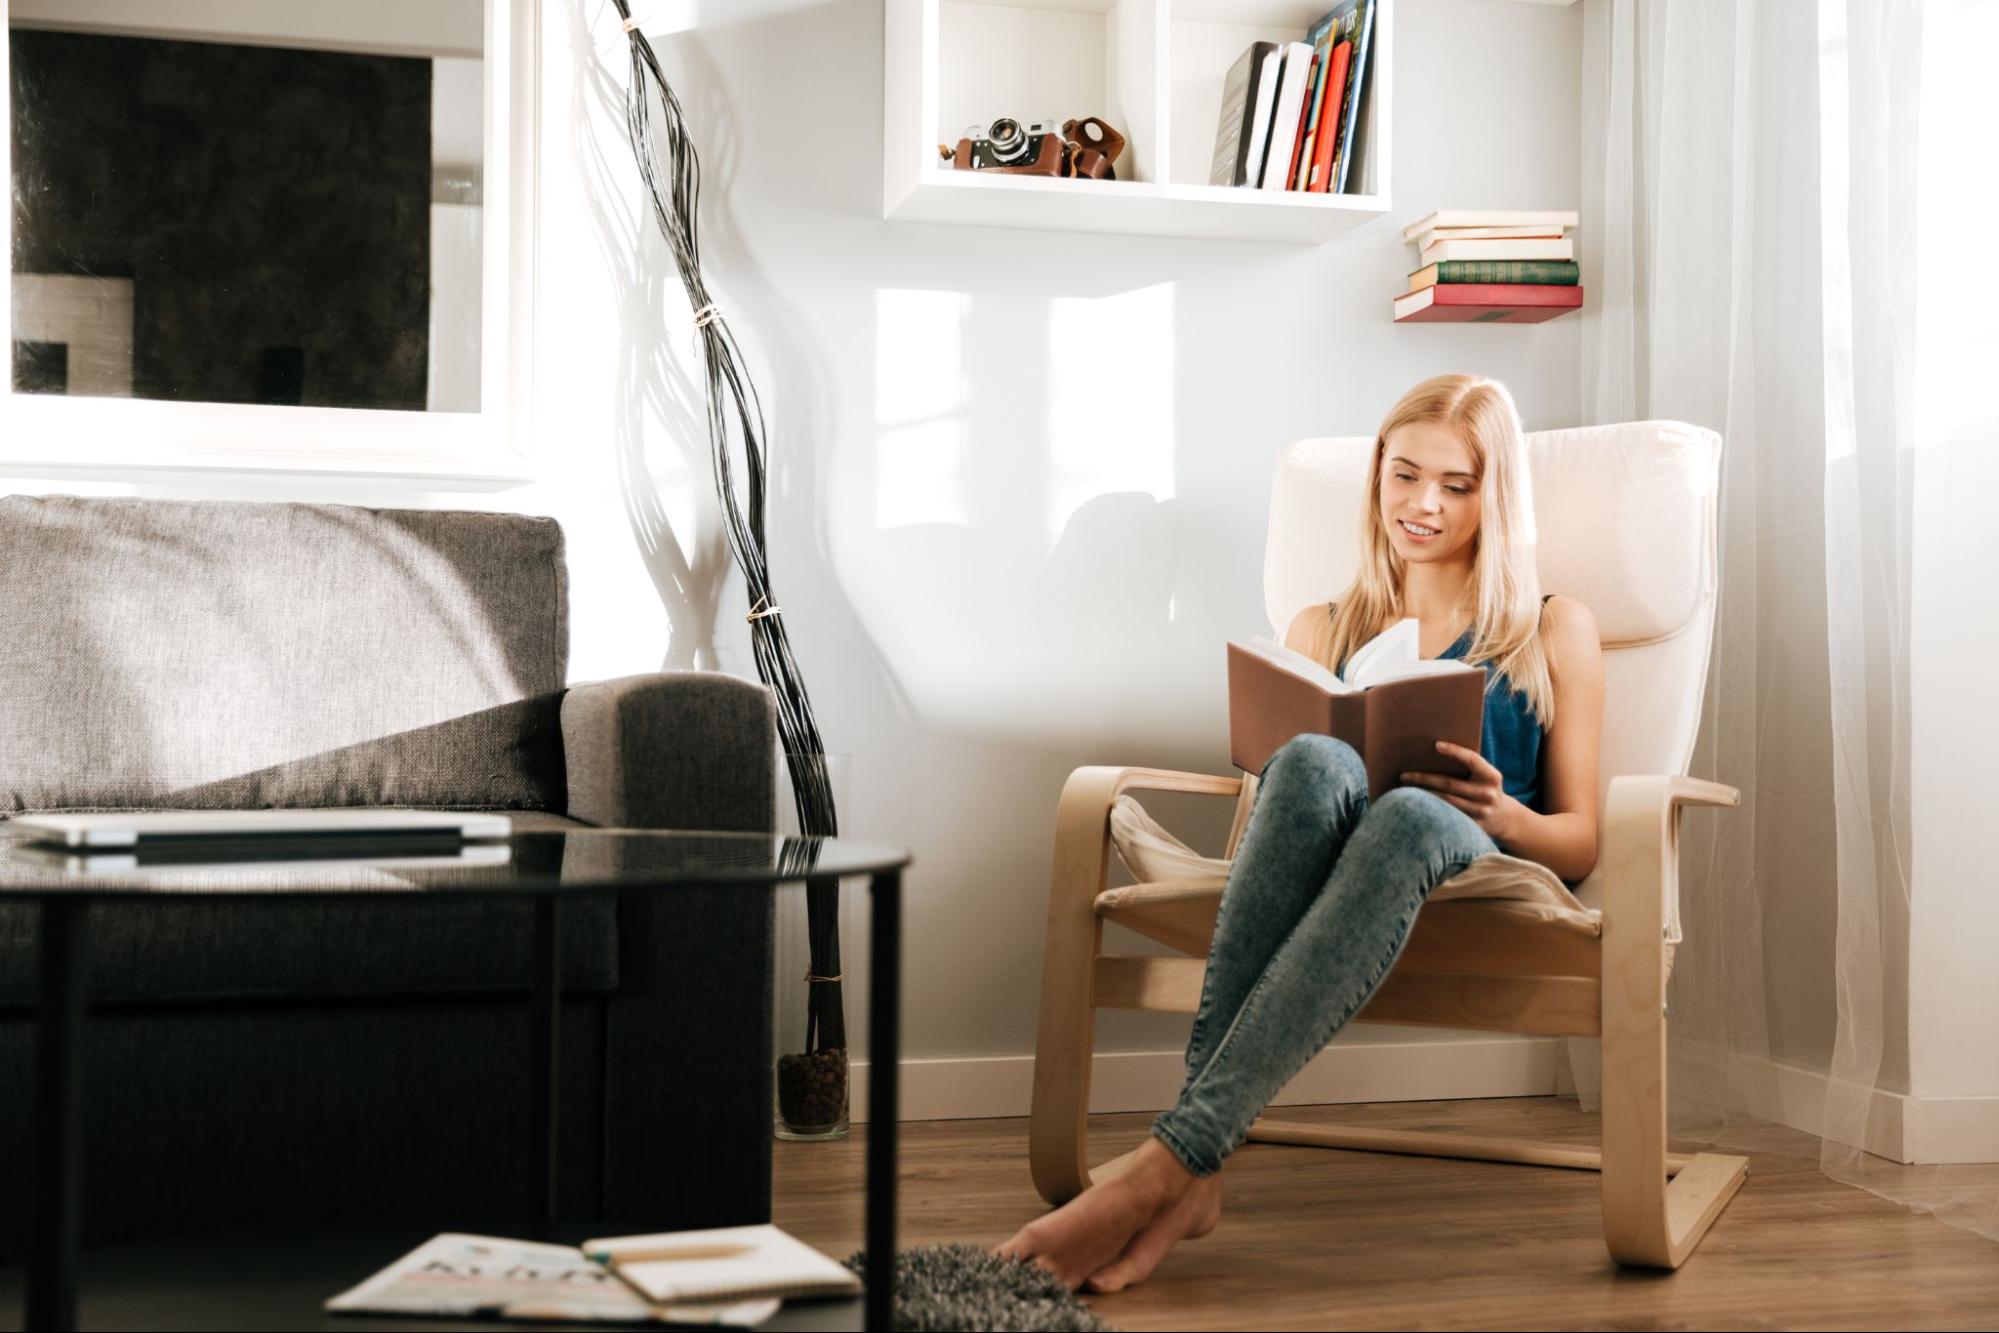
xmin=884 ymin=0 xmax=1393 ymax=245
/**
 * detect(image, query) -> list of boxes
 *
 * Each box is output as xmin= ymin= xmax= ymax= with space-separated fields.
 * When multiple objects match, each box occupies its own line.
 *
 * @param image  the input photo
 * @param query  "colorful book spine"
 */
xmin=1414 ymin=261 xmax=1581 ymax=291
xmin=1291 ymin=13 xmax=1337 ymax=190
xmin=1283 ymin=50 xmax=1321 ymax=190
xmin=1331 ymin=0 xmax=1377 ymax=193
xmin=1394 ymin=283 xmax=1585 ymax=324
xmin=1306 ymin=40 xmax=1352 ymax=193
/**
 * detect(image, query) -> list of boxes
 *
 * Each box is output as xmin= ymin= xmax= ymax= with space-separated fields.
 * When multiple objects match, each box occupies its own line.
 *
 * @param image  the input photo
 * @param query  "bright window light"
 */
xmin=1916 ymin=0 xmax=1999 ymax=449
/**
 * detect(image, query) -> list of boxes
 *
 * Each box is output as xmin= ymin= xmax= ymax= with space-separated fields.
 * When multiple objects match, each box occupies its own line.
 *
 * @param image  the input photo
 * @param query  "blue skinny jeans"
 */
xmin=1149 ymin=733 xmax=1498 ymax=1177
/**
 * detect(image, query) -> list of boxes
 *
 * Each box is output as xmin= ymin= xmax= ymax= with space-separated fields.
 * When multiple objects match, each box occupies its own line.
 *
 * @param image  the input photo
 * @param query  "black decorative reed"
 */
xmin=612 ymin=5 xmax=847 ymax=1077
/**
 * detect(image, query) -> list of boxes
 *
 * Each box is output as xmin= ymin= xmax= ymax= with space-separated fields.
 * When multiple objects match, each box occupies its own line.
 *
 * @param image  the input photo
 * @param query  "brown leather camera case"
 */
xmin=951 ymin=131 xmax=1066 ymax=176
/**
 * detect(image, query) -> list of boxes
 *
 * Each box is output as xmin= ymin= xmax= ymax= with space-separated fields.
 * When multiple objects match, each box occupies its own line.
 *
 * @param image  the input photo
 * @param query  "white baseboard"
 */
xmin=1750 ymin=1059 xmax=1999 ymax=1165
xmin=1727 ymin=1054 xmax=1910 ymax=1161
xmin=849 ymin=1031 xmax=1562 ymax=1124
xmin=1907 ymin=1094 xmax=1999 ymax=1165
xmin=1571 ymin=1040 xmax=1998 ymax=1166
xmin=844 ymin=1037 xmax=1999 ymax=1164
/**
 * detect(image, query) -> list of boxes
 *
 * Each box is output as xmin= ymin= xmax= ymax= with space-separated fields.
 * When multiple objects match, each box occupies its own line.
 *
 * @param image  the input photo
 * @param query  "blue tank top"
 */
xmin=1335 ymin=602 xmax=1549 ymax=812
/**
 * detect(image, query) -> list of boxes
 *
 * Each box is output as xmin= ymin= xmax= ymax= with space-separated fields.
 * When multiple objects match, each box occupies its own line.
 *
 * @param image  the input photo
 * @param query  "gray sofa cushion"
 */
xmin=0 ymin=496 xmax=569 ymax=813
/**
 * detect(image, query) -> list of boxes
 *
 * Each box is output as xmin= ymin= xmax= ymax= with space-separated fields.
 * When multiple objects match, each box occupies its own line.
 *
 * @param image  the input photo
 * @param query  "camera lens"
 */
xmin=987 ymin=117 xmax=1028 ymax=164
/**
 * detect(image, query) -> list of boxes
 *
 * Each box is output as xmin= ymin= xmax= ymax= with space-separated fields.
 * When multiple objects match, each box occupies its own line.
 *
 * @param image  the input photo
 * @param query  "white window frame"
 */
xmin=0 ymin=0 xmax=538 ymax=483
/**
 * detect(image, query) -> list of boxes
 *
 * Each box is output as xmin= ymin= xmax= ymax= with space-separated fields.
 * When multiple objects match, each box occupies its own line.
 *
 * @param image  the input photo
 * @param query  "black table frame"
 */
xmin=24 ymin=864 xmax=904 ymax=1333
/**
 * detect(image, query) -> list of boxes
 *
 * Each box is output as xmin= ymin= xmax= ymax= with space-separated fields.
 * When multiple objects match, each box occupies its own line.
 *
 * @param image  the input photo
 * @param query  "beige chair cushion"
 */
xmin=1109 ymin=793 xmax=1600 ymax=936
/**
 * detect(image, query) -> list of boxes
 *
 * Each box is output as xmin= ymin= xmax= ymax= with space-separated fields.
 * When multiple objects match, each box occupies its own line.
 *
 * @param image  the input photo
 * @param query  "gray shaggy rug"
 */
xmin=843 ymin=1245 xmax=1119 ymax=1332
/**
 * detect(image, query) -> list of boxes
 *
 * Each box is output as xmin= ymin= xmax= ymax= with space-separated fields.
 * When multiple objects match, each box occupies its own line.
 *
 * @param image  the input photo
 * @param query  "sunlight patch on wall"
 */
xmin=874 ymin=287 xmax=969 ymax=530
xmin=1045 ymin=281 xmax=1176 ymax=544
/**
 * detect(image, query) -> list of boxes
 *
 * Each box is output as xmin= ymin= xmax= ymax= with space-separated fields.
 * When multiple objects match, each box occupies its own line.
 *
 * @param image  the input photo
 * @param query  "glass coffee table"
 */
xmin=0 ymin=829 xmax=912 ymax=1332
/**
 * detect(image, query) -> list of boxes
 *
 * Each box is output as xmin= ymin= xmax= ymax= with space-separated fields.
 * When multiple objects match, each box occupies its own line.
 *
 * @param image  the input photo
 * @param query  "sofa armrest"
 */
xmin=560 ymin=671 xmax=776 ymax=832
xmin=560 ymin=671 xmax=778 ymax=1227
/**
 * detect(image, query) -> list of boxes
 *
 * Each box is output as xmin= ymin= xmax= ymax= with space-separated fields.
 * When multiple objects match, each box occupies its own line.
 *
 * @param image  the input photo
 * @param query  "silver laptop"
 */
xmin=8 ymin=809 xmax=513 ymax=848
xmin=8 ymin=840 xmax=515 ymax=876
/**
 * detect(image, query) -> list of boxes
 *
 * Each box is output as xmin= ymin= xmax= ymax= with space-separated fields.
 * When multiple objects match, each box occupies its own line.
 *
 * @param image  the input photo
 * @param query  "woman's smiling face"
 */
xmin=1379 ymin=420 xmax=1483 ymax=566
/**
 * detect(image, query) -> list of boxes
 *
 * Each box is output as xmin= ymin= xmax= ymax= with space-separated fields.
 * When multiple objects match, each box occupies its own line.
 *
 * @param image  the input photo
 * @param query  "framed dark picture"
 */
xmin=1 ymin=0 xmax=537 ymax=480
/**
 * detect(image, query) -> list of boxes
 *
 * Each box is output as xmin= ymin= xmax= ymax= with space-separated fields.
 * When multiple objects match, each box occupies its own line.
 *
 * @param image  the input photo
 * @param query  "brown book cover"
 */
xmin=1227 ymin=642 xmax=1485 ymax=799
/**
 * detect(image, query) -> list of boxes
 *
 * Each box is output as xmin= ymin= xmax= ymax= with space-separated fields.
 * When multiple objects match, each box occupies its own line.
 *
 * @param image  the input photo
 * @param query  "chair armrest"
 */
xmin=1052 ymin=766 xmax=1243 ymax=908
xmin=560 ymin=671 xmax=776 ymax=831
xmin=1640 ymin=775 xmax=1741 ymax=812
xmin=1599 ymin=773 xmax=1741 ymax=983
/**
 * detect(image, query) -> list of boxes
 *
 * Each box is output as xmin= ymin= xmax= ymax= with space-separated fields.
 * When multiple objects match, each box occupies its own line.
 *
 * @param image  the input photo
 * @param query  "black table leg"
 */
xmin=865 ymin=870 xmax=901 ymax=1333
xmin=530 ymin=895 xmax=562 ymax=1237
xmin=30 ymin=896 xmax=87 ymax=1333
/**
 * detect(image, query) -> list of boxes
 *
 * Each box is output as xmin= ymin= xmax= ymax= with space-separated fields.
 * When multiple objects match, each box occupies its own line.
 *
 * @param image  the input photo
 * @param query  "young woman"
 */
xmin=995 ymin=373 xmax=1605 ymax=1292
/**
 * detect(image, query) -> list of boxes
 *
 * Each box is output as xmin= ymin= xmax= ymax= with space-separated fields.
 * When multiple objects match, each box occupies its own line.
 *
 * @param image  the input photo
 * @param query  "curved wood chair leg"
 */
xmin=1027 ymin=931 xmax=1098 ymax=1206
xmin=1028 ymin=769 xmax=1117 ymax=1205
xmin=1600 ymin=776 xmax=1747 ymax=1268
xmin=1028 ymin=765 xmax=1244 ymax=1206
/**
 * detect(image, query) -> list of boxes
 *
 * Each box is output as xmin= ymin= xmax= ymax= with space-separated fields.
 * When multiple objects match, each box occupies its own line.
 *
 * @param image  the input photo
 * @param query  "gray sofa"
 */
xmin=0 ymin=496 xmax=777 ymax=1252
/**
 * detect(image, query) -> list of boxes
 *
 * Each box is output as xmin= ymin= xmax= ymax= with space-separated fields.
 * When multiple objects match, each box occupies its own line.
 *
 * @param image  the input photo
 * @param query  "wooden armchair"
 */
xmin=1027 ymin=422 xmax=1745 ymax=1269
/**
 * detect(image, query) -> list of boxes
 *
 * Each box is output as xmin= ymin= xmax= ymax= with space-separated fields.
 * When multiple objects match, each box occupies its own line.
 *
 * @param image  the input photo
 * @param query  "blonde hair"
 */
xmin=1303 ymin=373 xmax=1555 ymax=724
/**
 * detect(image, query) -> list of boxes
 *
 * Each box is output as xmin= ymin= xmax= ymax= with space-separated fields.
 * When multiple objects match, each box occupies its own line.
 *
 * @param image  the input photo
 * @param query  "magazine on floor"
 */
xmin=324 ymin=1232 xmax=782 ymax=1326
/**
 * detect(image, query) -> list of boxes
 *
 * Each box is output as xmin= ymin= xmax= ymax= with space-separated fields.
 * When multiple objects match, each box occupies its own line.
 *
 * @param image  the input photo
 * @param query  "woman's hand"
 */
xmin=1401 ymin=741 xmax=1527 ymax=845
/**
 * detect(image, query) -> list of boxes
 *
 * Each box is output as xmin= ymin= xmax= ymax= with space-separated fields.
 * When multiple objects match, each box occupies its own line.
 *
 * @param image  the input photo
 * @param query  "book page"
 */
xmin=1341 ymin=617 xmax=1418 ymax=688
xmin=1241 ymin=635 xmax=1352 ymax=693
xmin=589 ymin=1224 xmax=862 ymax=1304
xmin=1343 ymin=618 xmax=1479 ymax=691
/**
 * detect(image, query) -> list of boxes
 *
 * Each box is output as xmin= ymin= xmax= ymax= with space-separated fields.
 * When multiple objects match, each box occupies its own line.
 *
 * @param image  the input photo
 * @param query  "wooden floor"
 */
xmin=773 ymin=1097 xmax=1999 ymax=1331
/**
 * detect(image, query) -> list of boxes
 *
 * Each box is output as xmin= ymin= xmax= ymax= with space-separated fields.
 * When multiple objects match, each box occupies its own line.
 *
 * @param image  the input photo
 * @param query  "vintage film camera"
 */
xmin=944 ymin=117 xmax=1128 ymax=180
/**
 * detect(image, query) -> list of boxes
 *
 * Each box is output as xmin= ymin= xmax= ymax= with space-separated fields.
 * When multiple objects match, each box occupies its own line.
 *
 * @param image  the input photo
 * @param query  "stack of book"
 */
xmin=1392 ymin=210 xmax=1584 ymax=323
xmin=1209 ymin=0 xmax=1378 ymax=194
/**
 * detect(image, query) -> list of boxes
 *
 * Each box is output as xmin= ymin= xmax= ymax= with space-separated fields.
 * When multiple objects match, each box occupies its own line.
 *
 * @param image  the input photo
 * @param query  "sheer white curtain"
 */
xmin=1579 ymin=0 xmax=1998 ymax=1239
xmin=1819 ymin=0 xmax=1999 ymax=1236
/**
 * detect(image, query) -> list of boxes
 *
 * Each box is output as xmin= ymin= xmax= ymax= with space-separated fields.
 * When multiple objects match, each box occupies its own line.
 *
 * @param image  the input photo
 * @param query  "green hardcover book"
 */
xmin=1409 ymin=260 xmax=1581 ymax=292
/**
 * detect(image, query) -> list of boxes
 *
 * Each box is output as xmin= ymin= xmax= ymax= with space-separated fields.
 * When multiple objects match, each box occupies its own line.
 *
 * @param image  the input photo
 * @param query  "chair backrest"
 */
xmin=1263 ymin=421 xmax=1723 ymax=828
xmin=0 ymin=496 xmax=571 ymax=814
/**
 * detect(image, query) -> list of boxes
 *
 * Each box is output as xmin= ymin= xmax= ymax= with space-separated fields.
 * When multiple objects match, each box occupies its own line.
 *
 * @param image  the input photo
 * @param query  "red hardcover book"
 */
xmin=1305 ymin=41 xmax=1352 ymax=193
xmin=1283 ymin=52 xmax=1320 ymax=189
xmin=1393 ymin=283 xmax=1585 ymax=324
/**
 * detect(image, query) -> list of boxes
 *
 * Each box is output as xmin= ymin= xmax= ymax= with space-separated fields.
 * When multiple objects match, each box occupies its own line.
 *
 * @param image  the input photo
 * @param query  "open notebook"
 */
xmin=324 ymin=1233 xmax=782 ymax=1326
xmin=584 ymin=1224 xmax=863 ymax=1305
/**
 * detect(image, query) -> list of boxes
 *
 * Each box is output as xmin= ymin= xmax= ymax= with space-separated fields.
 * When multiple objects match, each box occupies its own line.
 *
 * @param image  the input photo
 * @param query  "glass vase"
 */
xmin=774 ymin=967 xmax=850 ymax=1142
xmin=773 ymin=751 xmax=852 ymax=1142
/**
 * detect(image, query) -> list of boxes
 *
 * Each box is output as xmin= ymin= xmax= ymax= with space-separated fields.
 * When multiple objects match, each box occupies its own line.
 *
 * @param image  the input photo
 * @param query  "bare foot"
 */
xmin=1082 ymin=1170 xmax=1223 ymax=1293
xmin=992 ymin=1138 xmax=1195 ymax=1290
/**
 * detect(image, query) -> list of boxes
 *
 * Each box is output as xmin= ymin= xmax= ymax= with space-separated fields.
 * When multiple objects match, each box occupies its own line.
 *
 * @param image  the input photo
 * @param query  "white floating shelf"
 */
xmin=894 ymin=168 xmax=1388 ymax=243
xmin=885 ymin=0 xmax=1393 ymax=245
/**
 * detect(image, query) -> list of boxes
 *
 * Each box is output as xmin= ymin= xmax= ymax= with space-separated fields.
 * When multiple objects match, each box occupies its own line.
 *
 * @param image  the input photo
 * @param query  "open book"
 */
xmin=584 ymin=1224 xmax=864 ymax=1306
xmin=1227 ymin=619 xmax=1484 ymax=797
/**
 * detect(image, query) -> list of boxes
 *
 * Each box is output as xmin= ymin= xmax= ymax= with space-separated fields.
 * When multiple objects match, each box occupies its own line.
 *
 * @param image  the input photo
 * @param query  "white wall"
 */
xmin=1909 ymin=436 xmax=1999 ymax=1107
xmin=538 ymin=0 xmax=1585 ymax=1063
xmin=3 ymin=0 xmax=1586 ymax=1072
xmin=1905 ymin=8 xmax=1999 ymax=1122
